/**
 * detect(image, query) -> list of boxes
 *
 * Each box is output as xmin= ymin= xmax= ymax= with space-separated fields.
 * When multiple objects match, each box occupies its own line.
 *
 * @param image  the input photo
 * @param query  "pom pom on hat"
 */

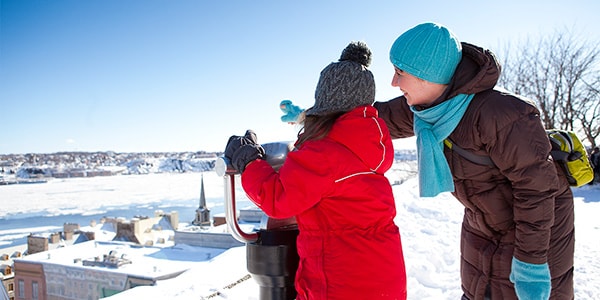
xmin=389 ymin=22 xmax=461 ymax=84
xmin=306 ymin=41 xmax=376 ymax=116
xmin=340 ymin=41 xmax=372 ymax=67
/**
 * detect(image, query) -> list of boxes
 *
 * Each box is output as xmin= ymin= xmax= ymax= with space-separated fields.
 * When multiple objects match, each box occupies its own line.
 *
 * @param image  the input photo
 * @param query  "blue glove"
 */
xmin=509 ymin=257 xmax=551 ymax=300
xmin=279 ymin=100 xmax=304 ymax=123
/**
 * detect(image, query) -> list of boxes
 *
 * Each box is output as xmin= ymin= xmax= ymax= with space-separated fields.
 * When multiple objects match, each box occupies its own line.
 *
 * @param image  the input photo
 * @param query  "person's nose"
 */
xmin=391 ymin=73 xmax=401 ymax=88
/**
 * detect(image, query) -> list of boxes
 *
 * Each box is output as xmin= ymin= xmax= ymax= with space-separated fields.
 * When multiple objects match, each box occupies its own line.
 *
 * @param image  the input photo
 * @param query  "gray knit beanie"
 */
xmin=305 ymin=41 xmax=375 ymax=116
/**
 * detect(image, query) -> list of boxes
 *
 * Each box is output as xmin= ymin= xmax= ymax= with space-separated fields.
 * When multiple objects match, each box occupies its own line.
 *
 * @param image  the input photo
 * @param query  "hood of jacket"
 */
xmin=326 ymin=105 xmax=394 ymax=174
xmin=451 ymin=42 xmax=501 ymax=96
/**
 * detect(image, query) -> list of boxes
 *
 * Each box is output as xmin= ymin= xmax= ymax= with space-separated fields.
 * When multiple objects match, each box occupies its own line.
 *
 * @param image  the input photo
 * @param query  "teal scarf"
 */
xmin=411 ymin=93 xmax=474 ymax=197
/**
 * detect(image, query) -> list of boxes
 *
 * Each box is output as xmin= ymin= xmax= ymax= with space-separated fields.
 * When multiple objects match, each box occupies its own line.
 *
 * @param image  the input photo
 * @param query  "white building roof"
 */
xmin=15 ymin=240 xmax=227 ymax=279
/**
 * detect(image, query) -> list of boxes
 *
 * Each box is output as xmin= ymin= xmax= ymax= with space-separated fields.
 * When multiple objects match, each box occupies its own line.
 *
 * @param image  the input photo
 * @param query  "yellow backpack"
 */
xmin=546 ymin=129 xmax=594 ymax=187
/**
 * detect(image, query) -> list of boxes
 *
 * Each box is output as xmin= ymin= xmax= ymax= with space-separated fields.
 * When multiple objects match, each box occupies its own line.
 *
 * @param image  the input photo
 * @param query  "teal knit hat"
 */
xmin=389 ymin=22 xmax=461 ymax=84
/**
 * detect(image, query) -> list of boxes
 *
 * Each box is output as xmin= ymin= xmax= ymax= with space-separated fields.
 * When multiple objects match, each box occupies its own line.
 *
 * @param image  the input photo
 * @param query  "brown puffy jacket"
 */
xmin=374 ymin=43 xmax=574 ymax=300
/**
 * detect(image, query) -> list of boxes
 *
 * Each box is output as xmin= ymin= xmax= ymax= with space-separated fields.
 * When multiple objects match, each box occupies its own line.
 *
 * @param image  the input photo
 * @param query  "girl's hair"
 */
xmin=295 ymin=111 xmax=345 ymax=147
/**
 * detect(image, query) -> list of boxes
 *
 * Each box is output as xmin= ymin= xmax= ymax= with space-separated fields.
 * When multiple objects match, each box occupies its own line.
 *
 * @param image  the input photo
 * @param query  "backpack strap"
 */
xmin=547 ymin=130 xmax=581 ymax=161
xmin=444 ymin=139 xmax=495 ymax=166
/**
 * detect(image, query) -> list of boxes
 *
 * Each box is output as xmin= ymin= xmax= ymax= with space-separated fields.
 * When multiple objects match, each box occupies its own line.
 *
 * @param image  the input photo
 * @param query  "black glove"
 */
xmin=224 ymin=130 xmax=265 ymax=172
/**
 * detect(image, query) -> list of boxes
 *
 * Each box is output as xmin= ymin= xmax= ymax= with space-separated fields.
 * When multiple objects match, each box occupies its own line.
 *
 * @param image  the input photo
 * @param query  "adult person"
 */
xmin=224 ymin=41 xmax=407 ymax=299
xmin=373 ymin=22 xmax=574 ymax=300
xmin=590 ymin=146 xmax=600 ymax=184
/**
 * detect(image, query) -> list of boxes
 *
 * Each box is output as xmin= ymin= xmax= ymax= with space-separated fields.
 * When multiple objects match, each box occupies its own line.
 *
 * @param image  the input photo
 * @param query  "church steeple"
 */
xmin=192 ymin=173 xmax=211 ymax=227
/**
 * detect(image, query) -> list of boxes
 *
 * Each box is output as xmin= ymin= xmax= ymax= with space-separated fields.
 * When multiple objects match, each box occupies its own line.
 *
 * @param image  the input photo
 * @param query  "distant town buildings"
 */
xmin=14 ymin=240 xmax=192 ymax=300
xmin=5 ymin=210 xmax=183 ymax=300
xmin=0 ymin=174 xmax=265 ymax=300
xmin=0 ymin=150 xmax=219 ymax=185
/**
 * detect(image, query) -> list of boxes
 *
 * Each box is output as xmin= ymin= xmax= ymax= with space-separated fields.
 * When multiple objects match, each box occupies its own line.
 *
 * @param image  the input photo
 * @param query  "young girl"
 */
xmin=224 ymin=41 xmax=407 ymax=299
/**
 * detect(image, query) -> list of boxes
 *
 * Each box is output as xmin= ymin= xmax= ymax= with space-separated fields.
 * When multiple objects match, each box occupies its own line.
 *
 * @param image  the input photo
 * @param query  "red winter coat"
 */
xmin=242 ymin=105 xmax=407 ymax=300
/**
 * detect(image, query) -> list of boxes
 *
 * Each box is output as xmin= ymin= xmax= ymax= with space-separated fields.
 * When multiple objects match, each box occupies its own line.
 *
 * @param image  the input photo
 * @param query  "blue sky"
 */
xmin=1 ymin=0 xmax=599 ymax=154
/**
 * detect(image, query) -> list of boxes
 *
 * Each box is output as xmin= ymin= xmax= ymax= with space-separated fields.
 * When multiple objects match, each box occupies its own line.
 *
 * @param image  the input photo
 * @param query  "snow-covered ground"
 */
xmin=1 ymin=165 xmax=598 ymax=299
